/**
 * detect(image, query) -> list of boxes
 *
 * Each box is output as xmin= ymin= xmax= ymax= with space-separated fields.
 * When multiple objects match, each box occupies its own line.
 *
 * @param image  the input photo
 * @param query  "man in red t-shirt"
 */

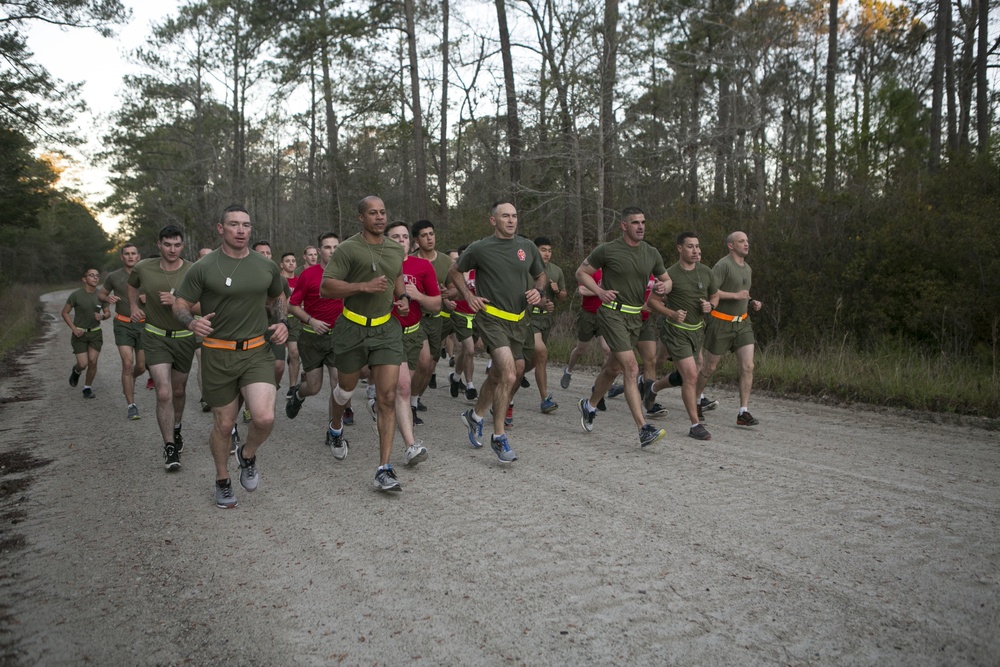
xmin=559 ymin=268 xmax=612 ymax=400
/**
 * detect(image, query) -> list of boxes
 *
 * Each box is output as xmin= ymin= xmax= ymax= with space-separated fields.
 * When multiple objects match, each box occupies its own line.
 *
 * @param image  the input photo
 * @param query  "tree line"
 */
xmin=1 ymin=0 xmax=997 ymax=365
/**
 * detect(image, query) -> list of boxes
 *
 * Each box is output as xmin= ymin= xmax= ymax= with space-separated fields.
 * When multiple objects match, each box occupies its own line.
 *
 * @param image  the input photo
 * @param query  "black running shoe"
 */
xmin=173 ymin=426 xmax=184 ymax=454
xmin=164 ymin=443 xmax=181 ymax=471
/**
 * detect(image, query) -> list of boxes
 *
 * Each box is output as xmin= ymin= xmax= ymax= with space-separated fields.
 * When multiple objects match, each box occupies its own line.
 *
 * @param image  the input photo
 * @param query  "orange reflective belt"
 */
xmin=202 ymin=335 xmax=266 ymax=351
xmin=710 ymin=310 xmax=748 ymax=323
xmin=114 ymin=313 xmax=131 ymax=323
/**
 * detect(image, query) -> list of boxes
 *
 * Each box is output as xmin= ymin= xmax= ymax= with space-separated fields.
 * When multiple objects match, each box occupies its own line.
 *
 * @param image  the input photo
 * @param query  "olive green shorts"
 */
xmin=201 ymin=344 xmax=276 ymax=407
xmin=452 ymin=311 xmax=476 ymax=342
xmin=422 ymin=314 xmax=444 ymax=359
xmin=333 ymin=317 xmax=404 ymax=374
xmin=473 ymin=311 xmax=529 ymax=358
xmin=71 ymin=329 xmax=103 ymax=354
xmin=402 ymin=323 xmax=428 ymax=368
xmin=142 ymin=330 xmax=197 ymax=373
xmin=659 ymin=321 xmax=704 ymax=361
xmin=529 ymin=310 xmax=553 ymax=340
xmin=286 ymin=314 xmax=302 ymax=343
xmin=113 ymin=320 xmax=144 ymax=348
xmin=704 ymin=318 xmax=755 ymax=356
xmin=596 ymin=307 xmax=642 ymax=354
xmin=266 ymin=328 xmax=286 ymax=362
xmin=574 ymin=309 xmax=601 ymax=342
xmin=298 ymin=329 xmax=336 ymax=373
xmin=638 ymin=314 xmax=658 ymax=343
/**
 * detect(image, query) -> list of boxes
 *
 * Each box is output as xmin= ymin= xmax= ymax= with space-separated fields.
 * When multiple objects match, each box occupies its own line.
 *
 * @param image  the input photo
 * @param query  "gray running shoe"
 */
xmin=490 ymin=434 xmax=518 ymax=462
xmin=236 ymin=444 xmax=259 ymax=492
xmin=689 ymin=423 xmax=712 ymax=440
xmin=645 ymin=403 xmax=668 ymax=418
xmin=373 ymin=465 xmax=402 ymax=492
xmin=416 ymin=397 xmax=427 ymax=412
xmin=639 ymin=424 xmax=667 ymax=447
xmin=699 ymin=396 xmax=719 ymax=411
xmin=405 ymin=441 xmax=428 ymax=466
xmin=82 ymin=387 xmax=95 ymax=399
xmin=461 ymin=409 xmax=484 ymax=448
xmin=367 ymin=397 xmax=378 ymax=421
xmin=579 ymin=398 xmax=596 ymax=432
xmin=560 ymin=368 xmax=572 ymax=389
xmin=69 ymin=366 xmax=81 ymax=387
xmin=327 ymin=428 xmax=349 ymax=460
xmin=365 ymin=383 xmax=377 ymax=400
xmin=200 ymin=397 xmax=211 ymax=413
xmin=231 ymin=425 xmax=240 ymax=455
xmin=540 ymin=395 xmax=558 ymax=413
xmin=736 ymin=411 xmax=759 ymax=427
xmin=163 ymin=443 xmax=181 ymax=471
xmin=285 ymin=385 xmax=304 ymax=419
xmin=215 ymin=479 xmax=238 ymax=509
xmin=607 ymin=382 xmax=625 ymax=398
xmin=127 ymin=404 xmax=140 ymax=420
xmin=173 ymin=426 xmax=184 ymax=454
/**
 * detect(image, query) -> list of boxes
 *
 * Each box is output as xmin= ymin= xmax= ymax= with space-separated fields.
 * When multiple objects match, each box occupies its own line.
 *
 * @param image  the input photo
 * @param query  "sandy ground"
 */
xmin=0 ymin=290 xmax=997 ymax=666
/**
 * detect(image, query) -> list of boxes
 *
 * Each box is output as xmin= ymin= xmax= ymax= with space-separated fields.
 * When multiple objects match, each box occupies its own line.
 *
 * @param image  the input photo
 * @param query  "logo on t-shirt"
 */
xmin=517 ymin=249 xmax=526 ymax=261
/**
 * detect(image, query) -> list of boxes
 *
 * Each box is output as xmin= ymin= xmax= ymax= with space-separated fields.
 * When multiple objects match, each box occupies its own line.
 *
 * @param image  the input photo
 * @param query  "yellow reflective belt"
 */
xmin=435 ymin=311 xmax=451 ymax=318
xmin=145 ymin=323 xmax=194 ymax=338
xmin=482 ymin=304 xmax=525 ymax=322
xmin=602 ymin=301 xmax=642 ymax=315
xmin=342 ymin=308 xmax=392 ymax=327
xmin=667 ymin=320 xmax=704 ymax=332
xmin=454 ymin=312 xmax=474 ymax=329
xmin=403 ymin=323 xmax=421 ymax=335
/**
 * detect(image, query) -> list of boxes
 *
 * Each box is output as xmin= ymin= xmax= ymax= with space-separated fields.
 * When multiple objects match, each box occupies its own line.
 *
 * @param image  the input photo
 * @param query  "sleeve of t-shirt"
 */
xmin=650 ymin=247 xmax=667 ymax=277
xmin=322 ymin=246 xmax=350 ymax=282
xmin=175 ymin=263 xmax=204 ymax=304
xmin=127 ymin=266 xmax=140 ymax=289
xmin=455 ymin=242 xmax=478 ymax=273
xmin=289 ymin=275 xmax=306 ymax=307
xmin=528 ymin=244 xmax=545 ymax=278
xmin=102 ymin=275 xmax=114 ymax=292
xmin=420 ymin=262 xmax=441 ymax=296
xmin=712 ymin=260 xmax=729 ymax=286
xmin=556 ymin=265 xmax=566 ymax=293
xmin=585 ymin=244 xmax=606 ymax=270
xmin=707 ymin=267 xmax=719 ymax=297
xmin=267 ymin=266 xmax=284 ymax=299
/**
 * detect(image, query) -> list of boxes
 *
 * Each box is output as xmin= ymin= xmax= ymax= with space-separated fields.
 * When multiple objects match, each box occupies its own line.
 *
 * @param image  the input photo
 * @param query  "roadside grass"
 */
xmin=0 ymin=284 xmax=52 ymax=358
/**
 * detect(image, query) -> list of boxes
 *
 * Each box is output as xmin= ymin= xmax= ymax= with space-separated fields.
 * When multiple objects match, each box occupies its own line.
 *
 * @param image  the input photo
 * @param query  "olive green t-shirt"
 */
xmin=66 ymin=288 xmax=102 ymax=329
xmin=323 ymin=233 xmax=404 ymax=317
xmin=456 ymin=235 xmax=545 ymax=314
xmin=128 ymin=258 xmax=193 ymax=330
xmin=102 ymin=268 xmax=134 ymax=318
xmin=585 ymin=238 xmax=666 ymax=307
xmin=413 ymin=250 xmax=454 ymax=313
xmin=712 ymin=254 xmax=752 ymax=316
xmin=540 ymin=261 xmax=566 ymax=313
xmin=665 ymin=262 xmax=718 ymax=327
xmin=175 ymin=249 xmax=283 ymax=340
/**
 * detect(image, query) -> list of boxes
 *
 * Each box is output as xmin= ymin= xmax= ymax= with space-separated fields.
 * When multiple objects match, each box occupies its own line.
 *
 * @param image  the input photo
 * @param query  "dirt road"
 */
xmin=1 ymin=290 xmax=997 ymax=665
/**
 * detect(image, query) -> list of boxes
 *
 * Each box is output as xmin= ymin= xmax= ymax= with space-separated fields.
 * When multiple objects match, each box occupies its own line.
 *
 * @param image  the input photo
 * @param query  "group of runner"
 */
xmin=62 ymin=199 xmax=761 ymax=508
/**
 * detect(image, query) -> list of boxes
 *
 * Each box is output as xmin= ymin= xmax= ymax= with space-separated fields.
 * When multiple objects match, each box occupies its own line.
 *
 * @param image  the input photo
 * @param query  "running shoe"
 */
xmin=235 ymin=444 xmax=259 ymax=491
xmin=540 ymin=395 xmax=558 ymax=414
xmin=127 ymin=403 xmax=140 ymax=420
xmin=699 ymin=396 xmax=719 ymax=411
xmin=490 ymin=434 xmax=518 ymax=463
xmin=645 ymin=403 xmax=668 ymax=418
xmin=373 ymin=465 xmax=402 ymax=492
xmin=367 ymin=397 xmax=377 ymax=421
xmin=641 ymin=378 xmax=654 ymax=398
xmin=560 ymin=368 xmax=572 ymax=389
xmin=69 ymin=366 xmax=81 ymax=387
xmin=366 ymin=383 xmax=377 ymax=400
xmin=505 ymin=404 xmax=514 ymax=427
xmin=520 ymin=376 xmax=530 ymax=389
xmin=465 ymin=386 xmax=478 ymax=401
xmin=411 ymin=406 xmax=424 ymax=426
xmin=579 ymin=398 xmax=596 ymax=432
xmin=286 ymin=386 xmax=295 ymax=398
xmin=231 ymin=425 xmax=240 ymax=455
xmin=590 ymin=385 xmax=607 ymax=412
xmin=448 ymin=356 xmax=455 ymax=367
xmin=200 ymin=397 xmax=211 ymax=413
xmin=405 ymin=441 xmax=428 ymax=466
xmin=607 ymin=382 xmax=625 ymax=398
xmin=416 ymin=397 xmax=427 ymax=412
xmin=327 ymin=428 xmax=349 ymax=460
xmin=642 ymin=388 xmax=657 ymax=414
xmin=242 ymin=407 xmax=251 ymax=424
xmin=428 ymin=374 xmax=437 ymax=389
xmin=697 ymin=403 xmax=705 ymax=423
xmin=461 ymin=409 xmax=484 ymax=448
xmin=737 ymin=411 xmax=759 ymax=427
xmin=667 ymin=370 xmax=683 ymax=387
xmin=215 ymin=478 xmax=238 ymax=509
xmin=639 ymin=424 xmax=667 ymax=447
xmin=173 ymin=426 xmax=184 ymax=454
xmin=82 ymin=387 xmax=95 ymax=399
xmin=146 ymin=378 xmax=154 ymax=390
xmin=449 ymin=373 xmax=461 ymax=398
xmin=163 ymin=443 xmax=181 ymax=471
xmin=689 ymin=423 xmax=712 ymax=440
xmin=344 ymin=407 xmax=355 ymax=426
xmin=285 ymin=385 xmax=304 ymax=419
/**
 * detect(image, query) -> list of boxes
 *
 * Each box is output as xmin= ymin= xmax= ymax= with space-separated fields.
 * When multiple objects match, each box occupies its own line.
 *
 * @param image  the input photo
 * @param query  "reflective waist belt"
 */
xmin=710 ymin=310 xmax=748 ymax=323
xmin=202 ymin=335 xmax=266 ymax=351
xmin=435 ymin=311 xmax=451 ymax=318
xmin=342 ymin=308 xmax=392 ymax=327
xmin=145 ymin=323 xmax=194 ymax=338
xmin=82 ymin=327 xmax=102 ymax=333
xmin=531 ymin=307 xmax=550 ymax=315
xmin=602 ymin=301 xmax=643 ymax=315
xmin=667 ymin=319 xmax=704 ymax=332
xmin=453 ymin=312 xmax=474 ymax=329
xmin=114 ymin=313 xmax=131 ymax=323
xmin=302 ymin=324 xmax=334 ymax=335
xmin=402 ymin=322 xmax=421 ymax=335
xmin=482 ymin=304 xmax=525 ymax=322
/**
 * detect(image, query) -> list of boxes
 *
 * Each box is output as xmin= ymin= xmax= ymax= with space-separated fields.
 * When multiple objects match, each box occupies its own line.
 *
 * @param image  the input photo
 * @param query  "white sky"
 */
xmin=25 ymin=1 xmax=181 ymax=233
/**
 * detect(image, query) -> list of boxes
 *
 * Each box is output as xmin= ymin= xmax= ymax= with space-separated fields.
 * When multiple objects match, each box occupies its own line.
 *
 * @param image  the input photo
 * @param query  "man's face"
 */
xmin=388 ymin=225 xmax=410 ymax=250
xmin=82 ymin=270 xmax=100 ymax=286
xmin=729 ymin=232 xmax=750 ymax=258
xmin=254 ymin=244 xmax=272 ymax=260
xmin=448 ymin=251 xmax=459 ymax=262
xmin=537 ymin=244 xmax=552 ymax=263
xmin=358 ymin=198 xmax=388 ymax=236
xmin=121 ymin=246 xmax=140 ymax=268
xmin=620 ymin=214 xmax=646 ymax=243
xmin=281 ymin=255 xmax=297 ymax=273
xmin=303 ymin=247 xmax=318 ymax=266
xmin=415 ymin=226 xmax=436 ymax=252
xmin=157 ymin=236 xmax=185 ymax=263
xmin=490 ymin=203 xmax=518 ymax=239
xmin=678 ymin=237 xmax=701 ymax=265
xmin=319 ymin=237 xmax=339 ymax=264
xmin=218 ymin=210 xmax=252 ymax=250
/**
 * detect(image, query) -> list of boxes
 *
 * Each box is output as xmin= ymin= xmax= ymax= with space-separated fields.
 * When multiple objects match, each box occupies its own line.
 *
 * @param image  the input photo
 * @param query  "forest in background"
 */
xmin=0 ymin=0 xmax=998 ymax=371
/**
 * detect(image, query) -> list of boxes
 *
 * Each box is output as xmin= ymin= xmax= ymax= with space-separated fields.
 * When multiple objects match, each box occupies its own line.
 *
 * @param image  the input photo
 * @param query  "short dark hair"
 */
xmin=219 ymin=204 xmax=249 ymax=225
xmin=386 ymin=220 xmax=409 ymax=235
xmin=457 ymin=244 xmax=469 ymax=254
xmin=280 ymin=252 xmax=296 ymax=260
xmin=158 ymin=225 xmax=184 ymax=242
xmin=318 ymin=232 xmax=340 ymax=245
xmin=620 ymin=206 xmax=645 ymax=219
xmin=252 ymin=240 xmax=271 ymax=251
xmin=120 ymin=243 xmax=138 ymax=254
xmin=676 ymin=231 xmax=698 ymax=246
xmin=411 ymin=219 xmax=435 ymax=238
xmin=534 ymin=236 xmax=552 ymax=247
xmin=490 ymin=201 xmax=514 ymax=217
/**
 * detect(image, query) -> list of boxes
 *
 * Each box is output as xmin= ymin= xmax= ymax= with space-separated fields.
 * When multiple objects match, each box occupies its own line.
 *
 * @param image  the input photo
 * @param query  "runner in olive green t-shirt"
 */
xmin=449 ymin=201 xmax=546 ymax=464
xmin=645 ymin=232 xmax=719 ymax=440
xmin=575 ymin=206 xmax=672 ymax=448
xmin=128 ymin=226 xmax=197 ymax=473
xmin=320 ymin=195 xmax=409 ymax=493
xmin=174 ymin=206 xmax=288 ymax=510
xmin=99 ymin=243 xmax=147 ymax=420
xmin=696 ymin=230 xmax=764 ymax=428
xmin=61 ymin=268 xmax=110 ymax=399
